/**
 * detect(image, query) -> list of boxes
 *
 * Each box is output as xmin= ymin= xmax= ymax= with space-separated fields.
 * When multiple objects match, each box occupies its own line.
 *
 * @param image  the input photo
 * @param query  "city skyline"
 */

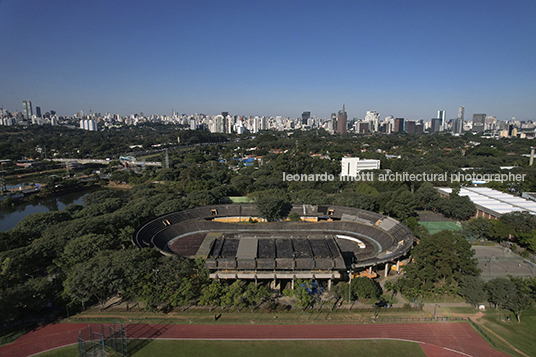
xmin=1 ymin=0 xmax=535 ymax=119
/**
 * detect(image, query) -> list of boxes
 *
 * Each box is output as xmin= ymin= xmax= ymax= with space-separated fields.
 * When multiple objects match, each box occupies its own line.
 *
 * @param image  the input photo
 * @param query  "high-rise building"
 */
xmin=458 ymin=106 xmax=465 ymax=120
xmin=357 ymin=122 xmax=369 ymax=134
xmin=394 ymin=118 xmax=405 ymax=133
xmin=472 ymin=114 xmax=486 ymax=132
xmin=407 ymin=121 xmax=415 ymax=134
xmin=337 ymin=105 xmax=347 ymax=135
xmin=301 ymin=111 xmax=310 ymax=125
xmin=452 ymin=118 xmax=464 ymax=134
xmin=253 ymin=116 xmax=259 ymax=133
xmin=437 ymin=110 xmax=446 ymax=130
xmin=22 ymin=100 xmax=32 ymax=120
xmin=365 ymin=111 xmax=380 ymax=132
xmin=431 ymin=118 xmax=441 ymax=133
xmin=35 ymin=106 xmax=42 ymax=118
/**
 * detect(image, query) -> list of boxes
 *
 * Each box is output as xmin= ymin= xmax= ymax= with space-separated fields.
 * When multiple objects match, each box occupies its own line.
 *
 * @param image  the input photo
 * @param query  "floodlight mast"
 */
xmin=347 ymin=269 xmax=353 ymax=312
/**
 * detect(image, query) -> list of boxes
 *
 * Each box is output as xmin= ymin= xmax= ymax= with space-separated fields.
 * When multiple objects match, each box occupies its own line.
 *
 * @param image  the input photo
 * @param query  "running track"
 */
xmin=0 ymin=322 xmax=510 ymax=357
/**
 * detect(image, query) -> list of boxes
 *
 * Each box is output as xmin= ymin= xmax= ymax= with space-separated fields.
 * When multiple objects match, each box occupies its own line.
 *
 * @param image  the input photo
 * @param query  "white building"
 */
xmin=340 ymin=157 xmax=380 ymax=177
xmin=365 ymin=111 xmax=380 ymax=132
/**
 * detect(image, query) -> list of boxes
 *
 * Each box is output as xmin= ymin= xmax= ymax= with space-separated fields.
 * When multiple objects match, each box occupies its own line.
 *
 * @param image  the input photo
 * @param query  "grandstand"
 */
xmin=133 ymin=204 xmax=414 ymax=288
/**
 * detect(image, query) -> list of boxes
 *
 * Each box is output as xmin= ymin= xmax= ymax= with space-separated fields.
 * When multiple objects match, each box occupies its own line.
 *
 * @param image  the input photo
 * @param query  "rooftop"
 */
xmin=436 ymin=187 xmax=536 ymax=216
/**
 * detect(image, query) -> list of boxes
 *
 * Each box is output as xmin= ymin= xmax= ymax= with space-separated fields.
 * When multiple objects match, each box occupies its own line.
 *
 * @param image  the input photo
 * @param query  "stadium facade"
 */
xmin=134 ymin=204 xmax=414 ymax=289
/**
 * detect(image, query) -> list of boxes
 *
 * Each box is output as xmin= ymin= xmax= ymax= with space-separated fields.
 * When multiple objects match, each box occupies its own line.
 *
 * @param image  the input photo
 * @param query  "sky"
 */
xmin=0 ymin=0 xmax=535 ymax=120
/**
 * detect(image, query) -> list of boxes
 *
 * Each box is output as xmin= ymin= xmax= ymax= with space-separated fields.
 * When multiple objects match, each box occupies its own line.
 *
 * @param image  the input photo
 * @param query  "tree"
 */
xmin=230 ymin=175 xmax=254 ymax=196
xmin=402 ymin=231 xmax=480 ymax=295
xmin=500 ymin=211 xmax=536 ymax=235
xmin=220 ymin=280 xmax=247 ymax=309
xmin=255 ymin=196 xmax=290 ymax=222
xmin=463 ymin=217 xmax=496 ymax=241
xmin=243 ymin=283 xmax=271 ymax=309
xmin=352 ymin=277 xmax=381 ymax=300
xmin=486 ymin=277 xmax=517 ymax=309
xmin=506 ymin=277 xmax=535 ymax=322
xmin=415 ymin=182 xmax=440 ymax=211
xmin=459 ymin=276 xmax=487 ymax=307
xmin=446 ymin=195 xmax=476 ymax=221
xmin=384 ymin=280 xmax=399 ymax=301
xmin=293 ymin=279 xmax=316 ymax=309
xmin=63 ymin=253 xmax=122 ymax=309
xmin=384 ymin=188 xmax=417 ymax=221
xmin=199 ymin=280 xmax=225 ymax=311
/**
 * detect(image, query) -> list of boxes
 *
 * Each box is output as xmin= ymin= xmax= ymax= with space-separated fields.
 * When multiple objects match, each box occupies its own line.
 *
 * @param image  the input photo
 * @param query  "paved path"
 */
xmin=0 ymin=322 xmax=509 ymax=357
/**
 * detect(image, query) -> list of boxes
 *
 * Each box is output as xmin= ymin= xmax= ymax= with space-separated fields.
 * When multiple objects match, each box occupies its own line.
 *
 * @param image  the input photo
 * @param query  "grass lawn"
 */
xmin=0 ymin=325 xmax=27 ymax=347
xmin=36 ymin=345 xmax=78 ymax=357
xmin=477 ymin=309 xmax=536 ymax=357
xmin=439 ymin=306 xmax=479 ymax=315
xmin=38 ymin=340 xmax=426 ymax=357
xmin=67 ymin=306 xmax=430 ymax=325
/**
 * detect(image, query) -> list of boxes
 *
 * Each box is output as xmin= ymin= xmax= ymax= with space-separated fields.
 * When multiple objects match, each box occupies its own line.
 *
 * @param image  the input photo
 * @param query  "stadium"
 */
xmin=133 ymin=204 xmax=414 ymax=289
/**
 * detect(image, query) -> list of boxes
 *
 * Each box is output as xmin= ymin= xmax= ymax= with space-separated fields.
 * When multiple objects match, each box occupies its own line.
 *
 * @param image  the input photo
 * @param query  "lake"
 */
xmin=0 ymin=189 xmax=99 ymax=231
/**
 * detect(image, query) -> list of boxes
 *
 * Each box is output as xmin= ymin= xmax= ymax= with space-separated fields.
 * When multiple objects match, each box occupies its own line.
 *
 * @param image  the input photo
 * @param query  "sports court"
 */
xmin=418 ymin=212 xmax=462 ymax=235
xmin=473 ymin=245 xmax=535 ymax=281
xmin=419 ymin=221 xmax=462 ymax=235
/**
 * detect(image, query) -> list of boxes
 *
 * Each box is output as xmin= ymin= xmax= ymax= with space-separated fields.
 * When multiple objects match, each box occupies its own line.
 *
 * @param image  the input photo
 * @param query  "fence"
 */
xmin=467 ymin=317 xmax=496 ymax=348
xmin=78 ymin=322 xmax=128 ymax=357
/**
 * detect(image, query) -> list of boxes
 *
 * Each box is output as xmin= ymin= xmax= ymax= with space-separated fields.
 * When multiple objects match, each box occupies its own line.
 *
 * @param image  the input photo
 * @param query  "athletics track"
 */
xmin=0 ymin=322 xmax=510 ymax=357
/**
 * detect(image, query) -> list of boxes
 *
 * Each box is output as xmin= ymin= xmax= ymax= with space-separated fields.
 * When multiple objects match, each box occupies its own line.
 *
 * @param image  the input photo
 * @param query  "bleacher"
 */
xmin=133 ymin=203 xmax=414 ymax=270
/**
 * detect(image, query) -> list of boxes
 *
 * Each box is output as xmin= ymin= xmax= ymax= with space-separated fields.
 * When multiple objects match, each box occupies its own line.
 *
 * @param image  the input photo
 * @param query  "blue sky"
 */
xmin=0 ymin=0 xmax=535 ymax=120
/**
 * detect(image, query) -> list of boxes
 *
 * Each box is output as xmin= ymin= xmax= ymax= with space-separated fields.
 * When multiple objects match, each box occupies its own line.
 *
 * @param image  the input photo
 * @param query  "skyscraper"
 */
xmin=394 ymin=118 xmax=405 ymax=133
xmin=365 ymin=111 xmax=380 ymax=132
xmin=336 ymin=105 xmax=347 ymax=135
xmin=437 ymin=110 xmax=446 ymax=130
xmin=452 ymin=118 xmax=464 ymax=134
xmin=301 ymin=111 xmax=310 ymax=125
xmin=431 ymin=118 xmax=441 ymax=133
xmin=22 ymin=100 xmax=33 ymax=120
xmin=407 ymin=121 xmax=416 ymax=134
xmin=35 ymin=106 xmax=42 ymax=118
xmin=472 ymin=114 xmax=486 ymax=132
xmin=458 ymin=106 xmax=465 ymax=120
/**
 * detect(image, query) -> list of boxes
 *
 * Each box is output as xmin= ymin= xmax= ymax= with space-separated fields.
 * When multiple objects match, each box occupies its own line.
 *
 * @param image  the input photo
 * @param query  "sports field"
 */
xmin=473 ymin=245 xmax=535 ymax=281
xmin=228 ymin=196 xmax=253 ymax=203
xmin=419 ymin=221 xmax=462 ymax=235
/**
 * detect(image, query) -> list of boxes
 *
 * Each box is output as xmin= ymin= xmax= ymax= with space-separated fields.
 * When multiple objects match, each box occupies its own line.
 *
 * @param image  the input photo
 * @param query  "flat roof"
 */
xmin=436 ymin=187 xmax=536 ymax=216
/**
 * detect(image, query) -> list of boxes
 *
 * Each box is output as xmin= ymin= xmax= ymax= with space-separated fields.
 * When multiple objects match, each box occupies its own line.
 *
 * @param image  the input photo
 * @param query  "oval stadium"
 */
xmin=133 ymin=204 xmax=414 ymax=289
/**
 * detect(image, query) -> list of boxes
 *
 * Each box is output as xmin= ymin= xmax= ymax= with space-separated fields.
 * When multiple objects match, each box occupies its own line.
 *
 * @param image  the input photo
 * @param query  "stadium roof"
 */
xmin=436 ymin=187 xmax=536 ymax=216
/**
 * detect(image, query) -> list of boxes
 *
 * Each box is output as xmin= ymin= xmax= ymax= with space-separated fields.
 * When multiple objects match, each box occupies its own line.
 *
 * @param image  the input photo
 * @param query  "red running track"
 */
xmin=0 ymin=322 xmax=510 ymax=357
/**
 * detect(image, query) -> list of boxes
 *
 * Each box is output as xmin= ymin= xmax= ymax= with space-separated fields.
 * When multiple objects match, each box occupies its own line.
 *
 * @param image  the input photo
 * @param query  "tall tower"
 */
xmin=437 ymin=110 xmax=446 ymax=130
xmin=337 ymin=104 xmax=347 ymax=135
xmin=301 ymin=111 xmax=311 ymax=125
xmin=472 ymin=114 xmax=486 ymax=132
xmin=22 ymin=100 xmax=33 ymax=120
xmin=458 ymin=106 xmax=465 ymax=120
xmin=365 ymin=111 xmax=380 ymax=132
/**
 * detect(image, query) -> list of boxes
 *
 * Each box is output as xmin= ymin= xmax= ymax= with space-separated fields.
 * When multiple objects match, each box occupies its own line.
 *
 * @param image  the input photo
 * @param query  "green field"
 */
xmin=38 ymin=340 xmax=426 ymax=357
xmin=478 ymin=309 xmax=536 ymax=357
xmin=420 ymin=221 xmax=462 ymax=235
xmin=228 ymin=196 xmax=253 ymax=203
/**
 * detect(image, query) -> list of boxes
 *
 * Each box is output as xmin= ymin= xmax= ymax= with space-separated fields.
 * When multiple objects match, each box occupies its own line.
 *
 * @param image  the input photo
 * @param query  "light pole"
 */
xmin=347 ymin=269 xmax=353 ymax=312
xmin=433 ymin=304 xmax=440 ymax=319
